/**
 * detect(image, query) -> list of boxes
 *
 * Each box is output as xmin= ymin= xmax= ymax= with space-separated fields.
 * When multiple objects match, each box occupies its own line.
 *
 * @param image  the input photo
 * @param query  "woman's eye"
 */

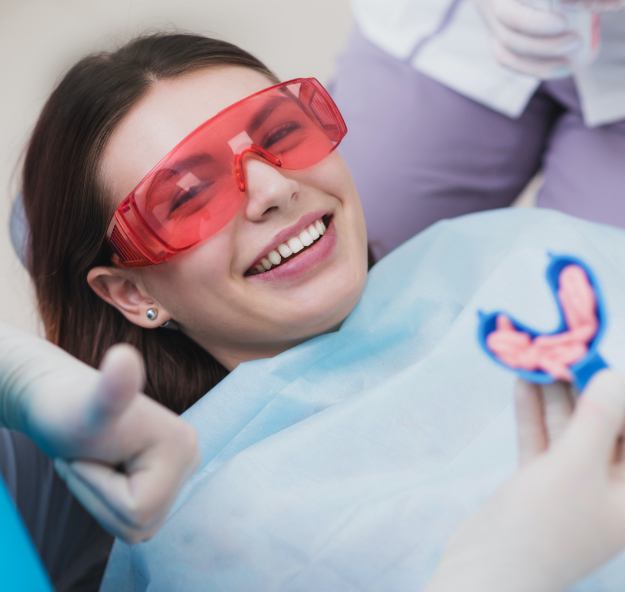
xmin=262 ymin=122 xmax=302 ymax=149
xmin=168 ymin=181 xmax=214 ymax=216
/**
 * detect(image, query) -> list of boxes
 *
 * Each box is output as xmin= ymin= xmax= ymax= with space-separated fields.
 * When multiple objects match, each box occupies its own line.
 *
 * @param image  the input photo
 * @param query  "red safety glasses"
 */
xmin=107 ymin=77 xmax=347 ymax=267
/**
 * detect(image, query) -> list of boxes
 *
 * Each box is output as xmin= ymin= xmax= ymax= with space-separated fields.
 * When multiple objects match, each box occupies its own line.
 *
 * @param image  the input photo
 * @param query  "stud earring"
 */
xmin=146 ymin=307 xmax=158 ymax=321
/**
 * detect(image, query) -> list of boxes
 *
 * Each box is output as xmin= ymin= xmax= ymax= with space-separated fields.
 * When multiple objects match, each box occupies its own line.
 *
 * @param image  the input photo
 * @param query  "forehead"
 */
xmin=100 ymin=66 xmax=275 ymax=205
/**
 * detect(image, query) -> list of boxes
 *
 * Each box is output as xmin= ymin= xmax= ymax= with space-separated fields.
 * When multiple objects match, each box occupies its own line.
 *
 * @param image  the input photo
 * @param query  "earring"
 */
xmin=146 ymin=307 xmax=159 ymax=321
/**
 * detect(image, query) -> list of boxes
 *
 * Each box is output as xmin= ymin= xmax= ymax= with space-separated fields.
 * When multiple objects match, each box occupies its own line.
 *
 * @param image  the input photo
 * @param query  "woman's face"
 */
xmin=98 ymin=66 xmax=368 ymax=368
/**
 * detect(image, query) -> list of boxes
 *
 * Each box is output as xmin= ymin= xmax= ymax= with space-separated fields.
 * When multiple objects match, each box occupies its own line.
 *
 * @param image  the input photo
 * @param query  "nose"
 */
xmin=241 ymin=153 xmax=300 ymax=221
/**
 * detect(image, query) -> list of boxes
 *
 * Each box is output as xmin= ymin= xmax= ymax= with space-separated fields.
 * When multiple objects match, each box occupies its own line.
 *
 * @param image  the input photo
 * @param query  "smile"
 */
xmin=245 ymin=214 xmax=334 ymax=279
xmin=250 ymin=217 xmax=328 ymax=274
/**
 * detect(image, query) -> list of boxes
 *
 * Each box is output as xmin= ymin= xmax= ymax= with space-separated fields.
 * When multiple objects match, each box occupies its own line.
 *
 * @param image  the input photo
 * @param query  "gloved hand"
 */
xmin=473 ymin=0 xmax=585 ymax=78
xmin=0 ymin=323 xmax=199 ymax=543
xmin=427 ymin=371 xmax=625 ymax=591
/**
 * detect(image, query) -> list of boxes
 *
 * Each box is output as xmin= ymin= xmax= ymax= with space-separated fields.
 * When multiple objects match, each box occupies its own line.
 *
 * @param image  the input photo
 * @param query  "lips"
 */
xmin=245 ymin=212 xmax=333 ymax=277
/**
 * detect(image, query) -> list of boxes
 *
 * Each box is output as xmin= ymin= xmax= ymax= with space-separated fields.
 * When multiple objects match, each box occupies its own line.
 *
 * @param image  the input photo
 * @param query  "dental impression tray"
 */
xmin=477 ymin=254 xmax=608 ymax=390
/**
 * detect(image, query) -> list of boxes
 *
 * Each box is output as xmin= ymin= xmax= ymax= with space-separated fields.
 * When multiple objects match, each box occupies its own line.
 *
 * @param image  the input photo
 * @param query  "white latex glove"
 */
xmin=473 ymin=0 xmax=584 ymax=78
xmin=427 ymin=371 xmax=625 ymax=592
xmin=0 ymin=323 xmax=199 ymax=543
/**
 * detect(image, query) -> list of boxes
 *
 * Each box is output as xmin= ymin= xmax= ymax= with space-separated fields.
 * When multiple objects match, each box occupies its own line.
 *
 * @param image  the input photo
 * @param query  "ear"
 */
xmin=87 ymin=266 xmax=172 ymax=329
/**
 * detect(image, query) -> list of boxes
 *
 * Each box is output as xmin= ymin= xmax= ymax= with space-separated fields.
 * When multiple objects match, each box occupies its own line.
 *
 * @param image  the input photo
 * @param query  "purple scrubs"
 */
xmin=331 ymin=27 xmax=625 ymax=260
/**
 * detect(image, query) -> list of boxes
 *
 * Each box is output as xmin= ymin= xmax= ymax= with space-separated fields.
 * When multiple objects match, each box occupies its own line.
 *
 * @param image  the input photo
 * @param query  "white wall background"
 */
xmin=0 ymin=0 xmax=353 ymax=332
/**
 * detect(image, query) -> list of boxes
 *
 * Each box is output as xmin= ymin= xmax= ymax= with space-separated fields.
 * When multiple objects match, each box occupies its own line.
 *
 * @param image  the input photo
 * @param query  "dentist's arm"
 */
xmin=0 ymin=322 xmax=199 ymax=543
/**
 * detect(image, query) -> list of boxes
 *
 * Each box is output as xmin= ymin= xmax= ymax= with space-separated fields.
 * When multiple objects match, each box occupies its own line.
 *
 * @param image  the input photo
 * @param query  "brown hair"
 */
xmin=21 ymin=33 xmax=279 ymax=413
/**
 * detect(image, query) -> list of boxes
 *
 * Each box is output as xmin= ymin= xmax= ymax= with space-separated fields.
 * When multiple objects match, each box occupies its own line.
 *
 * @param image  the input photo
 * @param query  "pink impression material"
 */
xmin=486 ymin=265 xmax=598 ymax=381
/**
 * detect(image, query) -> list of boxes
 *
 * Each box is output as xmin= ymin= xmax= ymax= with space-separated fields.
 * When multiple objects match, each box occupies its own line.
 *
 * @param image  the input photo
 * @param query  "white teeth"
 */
xmin=250 ymin=217 xmax=330 ymax=275
xmin=308 ymin=224 xmax=320 ymax=240
xmin=300 ymin=229 xmax=313 ymax=247
xmin=268 ymin=250 xmax=281 ymax=266
xmin=288 ymin=237 xmax=304 ymax=254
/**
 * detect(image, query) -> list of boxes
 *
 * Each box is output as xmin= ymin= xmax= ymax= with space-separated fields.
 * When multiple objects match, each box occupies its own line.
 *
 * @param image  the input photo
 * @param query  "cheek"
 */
xmin=141 ymin=233 xmax=235 ymax=312
xmin=304 ymin=153 xmax=354 ymax=196
xmin=308 ymin=157 xmax=366 ymax=236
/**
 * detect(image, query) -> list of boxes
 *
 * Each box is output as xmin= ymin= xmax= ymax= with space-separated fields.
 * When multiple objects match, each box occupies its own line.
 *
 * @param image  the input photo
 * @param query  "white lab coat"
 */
xmin=352 ymin=0 xmax=625 ymax=126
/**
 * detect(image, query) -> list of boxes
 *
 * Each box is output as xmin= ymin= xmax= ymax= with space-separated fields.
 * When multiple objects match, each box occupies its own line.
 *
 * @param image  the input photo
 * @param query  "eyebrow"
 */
xmin=247 ymin=95 xmax=291 ymax=134
xmin=162 ymin=94 xmax=293 ymax=170
xmin=169 ymin=152 xmax=216 ymax=172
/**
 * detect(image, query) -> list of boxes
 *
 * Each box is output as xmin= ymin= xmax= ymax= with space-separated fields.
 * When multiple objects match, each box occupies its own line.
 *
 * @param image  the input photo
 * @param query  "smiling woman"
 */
xmin=22 ymin=34 xmax=368 ymax=407
xmin=89 ymin=64 xmax=367 ymax=370
xmin=22 ymin=35 xmax=300 ymax=413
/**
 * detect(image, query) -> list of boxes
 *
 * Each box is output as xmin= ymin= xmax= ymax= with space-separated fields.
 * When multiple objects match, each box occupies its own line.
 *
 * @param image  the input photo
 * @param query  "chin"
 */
xmin=302 ymin=282 xmax=365 ymax=336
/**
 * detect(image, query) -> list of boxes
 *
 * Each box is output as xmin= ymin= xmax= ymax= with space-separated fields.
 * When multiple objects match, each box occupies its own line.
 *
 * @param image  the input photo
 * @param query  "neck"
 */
xmin=193 ymin=320 xmax=346 ymax=372
xmin=207 ymin=337 xmax=308 ymax=372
